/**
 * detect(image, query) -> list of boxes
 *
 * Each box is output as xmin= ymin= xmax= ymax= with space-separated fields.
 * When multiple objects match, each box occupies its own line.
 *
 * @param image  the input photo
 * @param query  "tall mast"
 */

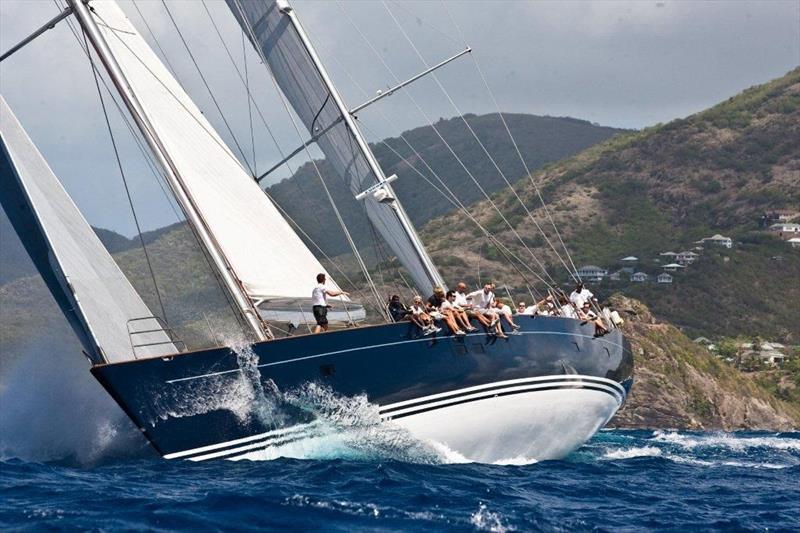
xmin=68 ymin=0 xmax=268 ymax=342
xmin=277 ymin=1 xmax=446 ymax=291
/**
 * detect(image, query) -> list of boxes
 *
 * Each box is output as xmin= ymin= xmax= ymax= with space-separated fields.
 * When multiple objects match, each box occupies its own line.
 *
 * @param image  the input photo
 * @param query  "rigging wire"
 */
xmin=229 ymin=0 xmax=389 ymax=321
xmin=130 ymin=0 xmax=183 ymax=85
xmin=159 ymin=0 xmax=256 ymax=177
xmin=242 ymin=30 xmax=258 ymax=178
xmin=382 ymin=1 xmax=576 ymax=284
xmin=56 ymin=0 xmax=249 ymax=333
xmin=440 ymin=2 xmax=582 ymax=281
xmin=82 ymin=28 xmax=169 ymax=326
xmin=357 ymin=119 xmax=545 ymax=300
xmin=199 ymin=0 xmax=376 ymax=312
xmin=335 ymin=1 xmax=556 ymax=291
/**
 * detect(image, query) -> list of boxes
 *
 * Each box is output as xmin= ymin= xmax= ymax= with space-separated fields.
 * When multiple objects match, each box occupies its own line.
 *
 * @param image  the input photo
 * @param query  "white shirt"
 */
xmin=498 ymin=304 xmax=513 ymax=316
xmin=569 ymin=288 xmax=594 ymax=308
xmin=467 ymin=289 xmax=495 ymax=309
xmin=311 ymin=283 xmax=327 ymax=306
xmin=521 ymin=306 xmax=536 ymax=315
xmin=440 ymin=300 xmax=455 ymax=312
xmin=410 ymin=304 xmax=426 ymax=316
xmin=454 ymin=290 xmax=470 ymax=308
xmin=561 ymin=304 xmax=577 ymax=319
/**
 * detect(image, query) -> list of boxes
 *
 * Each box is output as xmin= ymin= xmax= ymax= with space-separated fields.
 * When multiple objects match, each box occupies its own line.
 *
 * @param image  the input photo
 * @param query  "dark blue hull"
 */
xmin=91 ymin=316 xmax=633 ymax=460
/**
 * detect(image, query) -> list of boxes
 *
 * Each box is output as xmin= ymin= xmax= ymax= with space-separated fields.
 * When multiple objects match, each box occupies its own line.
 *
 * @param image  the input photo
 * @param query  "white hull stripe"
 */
xmin=165 ymin=331 xmax=624 ymax=384
xmin=380 ymin=375 xmax=625 ymax=414
xmin=163 ymin=376 xmax=625 ymax=462
xmin=163 ymin=421 xmax=320 ymax=459
xmin=381 ymin=382 xmax=622 ymax=421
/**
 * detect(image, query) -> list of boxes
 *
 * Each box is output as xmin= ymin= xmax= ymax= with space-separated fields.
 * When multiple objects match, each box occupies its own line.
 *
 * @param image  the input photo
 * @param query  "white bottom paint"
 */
xmin=391 ymin=387 xmax=622 ymax=463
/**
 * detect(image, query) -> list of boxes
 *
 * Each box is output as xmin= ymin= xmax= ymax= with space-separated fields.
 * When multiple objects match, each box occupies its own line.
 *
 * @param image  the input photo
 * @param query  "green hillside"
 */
xmin=267 ymin=113 xmax=627 ymax=257
xmin=420 ymin=68 xmax=800 ymax=342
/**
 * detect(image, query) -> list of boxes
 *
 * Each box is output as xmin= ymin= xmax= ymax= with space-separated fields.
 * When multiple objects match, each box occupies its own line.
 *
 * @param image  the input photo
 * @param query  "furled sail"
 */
xmin=226 ymin=0 xmax=444 ymax=295
xmin=0 ymin=95 xmax=175 ymax=363
xmin=88 ymin=0 xmax=342 ymax=302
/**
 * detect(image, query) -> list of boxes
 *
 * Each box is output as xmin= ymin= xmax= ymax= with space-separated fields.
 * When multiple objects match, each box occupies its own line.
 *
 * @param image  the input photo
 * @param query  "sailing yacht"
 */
xmin=0 ymin=0 xmax=633 ymax=463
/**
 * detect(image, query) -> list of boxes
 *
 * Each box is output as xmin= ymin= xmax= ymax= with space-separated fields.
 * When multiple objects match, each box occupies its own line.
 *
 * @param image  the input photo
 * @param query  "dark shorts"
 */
xmin=312 ymin=305 xmax=328 ymax=326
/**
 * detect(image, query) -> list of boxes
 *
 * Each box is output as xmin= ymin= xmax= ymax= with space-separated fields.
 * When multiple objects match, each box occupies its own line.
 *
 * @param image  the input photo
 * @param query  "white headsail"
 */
xmin=0 ymin=95 xmax=175 ymax=363
xmin=226 ymin=0 xmax=445 ymax=295
xmin=87 ymin=0 xmax=342 ymax=302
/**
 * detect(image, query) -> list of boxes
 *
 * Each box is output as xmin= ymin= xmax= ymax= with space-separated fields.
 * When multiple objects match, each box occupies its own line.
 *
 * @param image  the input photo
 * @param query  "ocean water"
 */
xmin=1 ymin=430 xmax=798 ymax=531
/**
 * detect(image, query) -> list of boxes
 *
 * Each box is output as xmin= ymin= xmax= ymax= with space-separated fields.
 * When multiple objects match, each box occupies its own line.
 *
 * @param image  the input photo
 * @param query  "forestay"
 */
xmin=226 ymin=0 xmax=443 ymax=295
xmin=0 ymin=95 xmax=175 ymax=364
xmin=88 ymin=0 xmax=342 ymax=301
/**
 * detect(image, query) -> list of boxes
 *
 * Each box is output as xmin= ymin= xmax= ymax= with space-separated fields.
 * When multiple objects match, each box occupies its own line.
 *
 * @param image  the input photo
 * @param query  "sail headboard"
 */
xmin=0 ymin=95 xmax=176 ymax=364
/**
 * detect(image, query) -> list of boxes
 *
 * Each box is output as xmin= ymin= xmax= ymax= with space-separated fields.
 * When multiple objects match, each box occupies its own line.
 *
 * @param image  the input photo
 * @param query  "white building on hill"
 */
xmin=677 ymin=251 xmax=700 ymax=265
xmin=631 ymin=272 xmax=648 ymax=282
xmin=769 ymin=223 xmax=800 ymax=239
xmin=576 ymin=265 xmax=608 ymax=282
xmin=701 ymin=234 xmax=732 ymax=248
xmin=657 ymin=273 xmax=673 ymax=284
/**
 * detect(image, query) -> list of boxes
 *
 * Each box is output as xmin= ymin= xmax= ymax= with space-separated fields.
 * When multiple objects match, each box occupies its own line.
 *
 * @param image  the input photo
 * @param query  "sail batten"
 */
xmin=227 ymin=0 xmax=445 ymax=295
xmin=87 ymin=0 xmax=342 ymax=303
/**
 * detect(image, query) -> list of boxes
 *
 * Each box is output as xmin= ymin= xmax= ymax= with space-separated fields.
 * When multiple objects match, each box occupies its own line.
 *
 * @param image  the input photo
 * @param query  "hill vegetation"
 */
xmin=420 ymin=67 xmax=800 ymax=343
xmin=609 ymin=295 xmax=800 ymax=429
xmin=267 ymin=113 xmax=627 ymax=256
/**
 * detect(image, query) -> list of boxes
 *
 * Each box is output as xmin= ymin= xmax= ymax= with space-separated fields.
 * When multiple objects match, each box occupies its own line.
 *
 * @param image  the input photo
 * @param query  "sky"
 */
xmin=1 ymin=0 xmax=798 ymax=236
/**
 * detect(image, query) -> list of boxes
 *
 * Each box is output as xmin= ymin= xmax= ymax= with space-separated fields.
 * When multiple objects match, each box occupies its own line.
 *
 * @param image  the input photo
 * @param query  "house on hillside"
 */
xmin=576 ymin=265 xmax=608 ymax=282
xmin=701 ymin=234 xmax=732 ymax=248
xmin=677 ymin=251 xmax=699 ymax=265
xmin=769 ymin=222 xmax=800 ymax=239
xmin=760 ymin=210 xmax=799 ymax=227
xmin=659 ymin=251 xmax=677 ymax=259
xmin=630 ymin=272 xmax=648 ymax=282
xmin=621 ymin=256 xmax=638 ymax=264
xmin=788 ymin=237 xmax=800 ymax=249
xmin=657 ymin=273 xmax=673 ymax=284
xmin=662 ymin=263 xmax=686 ymax=272
xmin=608 ymin=271 xmax=622 ymax=281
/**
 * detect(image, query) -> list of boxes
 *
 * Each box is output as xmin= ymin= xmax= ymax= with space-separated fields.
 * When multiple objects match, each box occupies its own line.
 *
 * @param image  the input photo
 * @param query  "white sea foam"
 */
xmin=470 ymin=503 xmax=510 ymax=533
xmin=652 ymin=431 xmax=800 ymax=451
xmin=602 ymin=446 xmax=662 ymax=460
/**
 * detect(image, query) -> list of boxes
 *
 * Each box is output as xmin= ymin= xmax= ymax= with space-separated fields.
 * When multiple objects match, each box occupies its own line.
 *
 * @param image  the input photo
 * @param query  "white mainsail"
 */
xmin=88 ymin=0 xmax=342 ymax=302
xmin=0 ymin=95 xmax=175 ymax=363
xmin=226 ymin=0 xmax=445 ymax=295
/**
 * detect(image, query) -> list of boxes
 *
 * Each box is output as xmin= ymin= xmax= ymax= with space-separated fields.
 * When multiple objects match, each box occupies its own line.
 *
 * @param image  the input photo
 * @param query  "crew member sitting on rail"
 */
xmin=311 ymin=273 xmax=349 ymax=334
xmin=494 ymin=299 xmax=519 ymax=333
xmin=426 ymin=286 xmax=447 ymax=320
xmin=466 ymin=283 xmax=500 ymax=326
xmin=410 ymin=295 xmax=439 ymax=335
xmin=558 ymin=295 xmax=578 ymax=319
xmin=440 ymin=291 xmax=467 ymax=336
xmin=388 ymin=294 xmax=409 ymax=323
xmin=455 ymin=281 xmax=492 ymax=329
xmin=531 ymin=295 xmax=556 ymax=316
xmin=580 ymin=301 xmax=609 ymax=337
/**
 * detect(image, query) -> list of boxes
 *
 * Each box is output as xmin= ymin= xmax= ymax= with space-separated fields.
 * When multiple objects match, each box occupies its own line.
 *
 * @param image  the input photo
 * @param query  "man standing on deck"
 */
xmin=311 ymin=273 xmax=349 ymax=333
xmin=569 ymin=282 xmax=594 ymax=309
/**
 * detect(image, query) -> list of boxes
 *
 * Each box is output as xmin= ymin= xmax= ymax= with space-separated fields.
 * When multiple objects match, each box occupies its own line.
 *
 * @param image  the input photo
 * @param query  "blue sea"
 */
xmin=2 ymin=430 xmax=798 ymax=531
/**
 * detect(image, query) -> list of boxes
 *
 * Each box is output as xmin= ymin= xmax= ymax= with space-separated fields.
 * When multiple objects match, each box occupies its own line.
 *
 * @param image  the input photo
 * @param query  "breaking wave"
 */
xmin=591 ymin=430 xmax=800 ymax=469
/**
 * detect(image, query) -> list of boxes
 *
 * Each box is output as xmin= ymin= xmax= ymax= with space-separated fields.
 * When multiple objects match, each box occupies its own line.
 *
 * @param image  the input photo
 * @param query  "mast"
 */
xmin=68 ymin=0 xmax=269 ymax=342
xmin=277 ymin=0 xmax=446 ymax=291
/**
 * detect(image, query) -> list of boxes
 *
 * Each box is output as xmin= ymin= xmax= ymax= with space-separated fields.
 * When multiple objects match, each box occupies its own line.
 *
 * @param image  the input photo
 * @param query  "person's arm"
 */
xmin=325 ymin=289 xmax=350 ymax=297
